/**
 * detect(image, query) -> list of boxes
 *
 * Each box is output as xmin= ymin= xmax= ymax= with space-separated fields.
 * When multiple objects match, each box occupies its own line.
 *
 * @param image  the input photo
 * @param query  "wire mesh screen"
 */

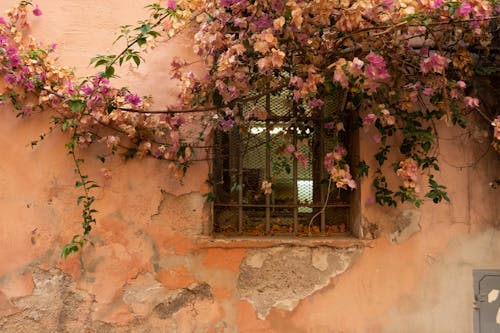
xmin=213 ymin=90 xmax=350 ymax=236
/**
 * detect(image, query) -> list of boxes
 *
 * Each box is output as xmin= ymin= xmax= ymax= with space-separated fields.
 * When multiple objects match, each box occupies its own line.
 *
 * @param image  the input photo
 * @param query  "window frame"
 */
xmin=211 ymin=91 xmax=362 ymax=238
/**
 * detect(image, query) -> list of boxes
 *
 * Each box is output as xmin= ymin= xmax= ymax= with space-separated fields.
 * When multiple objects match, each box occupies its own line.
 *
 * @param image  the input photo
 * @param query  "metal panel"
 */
xmin=473 ymin=269 xmax=500 ymax=333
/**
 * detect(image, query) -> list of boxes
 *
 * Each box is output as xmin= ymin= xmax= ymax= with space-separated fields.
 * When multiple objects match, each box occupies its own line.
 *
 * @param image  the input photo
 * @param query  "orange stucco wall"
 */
xmin=0 ymin=1 xmax=499 ymax=332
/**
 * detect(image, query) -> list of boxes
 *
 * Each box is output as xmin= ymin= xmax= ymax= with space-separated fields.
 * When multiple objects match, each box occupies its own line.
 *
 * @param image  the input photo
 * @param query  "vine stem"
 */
xmin=308 ymin=178 xmax=333 ymax=236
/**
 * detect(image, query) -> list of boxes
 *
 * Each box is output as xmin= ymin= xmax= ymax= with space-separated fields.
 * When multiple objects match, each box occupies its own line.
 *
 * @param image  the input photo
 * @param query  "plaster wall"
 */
xmin=0 ymin=1 xmax=499 ymax=332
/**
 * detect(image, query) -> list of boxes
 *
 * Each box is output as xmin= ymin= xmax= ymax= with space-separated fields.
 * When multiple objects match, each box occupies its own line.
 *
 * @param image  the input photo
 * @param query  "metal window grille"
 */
xmin=212 ymin=89 xmax=351 ymax=236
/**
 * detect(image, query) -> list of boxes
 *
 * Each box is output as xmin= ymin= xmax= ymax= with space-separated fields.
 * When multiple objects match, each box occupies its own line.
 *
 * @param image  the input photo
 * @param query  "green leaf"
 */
xmin=104 ymin=66 xmax=115 ymax=78
xmin=140 ymin=23 xmax=151 ymax=35
xmin=61 ymin=120 xmax=70 ymax=132
xmin=132 ymin=55 xmax=141 ymax=67
xmin=94 ymin=59 xmax=108 ymax=67
xmin=70 ymin=100 xmax=84 ymax=112
xmin=137 ymin=37 xmax=147 ymax=46
xmin=203 ymin=192 xmax=215 ymax=202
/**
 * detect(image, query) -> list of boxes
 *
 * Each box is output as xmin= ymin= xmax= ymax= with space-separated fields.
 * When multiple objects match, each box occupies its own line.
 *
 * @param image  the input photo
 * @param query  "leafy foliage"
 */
xmin=0 ymin=0 xmax=498 ymax=254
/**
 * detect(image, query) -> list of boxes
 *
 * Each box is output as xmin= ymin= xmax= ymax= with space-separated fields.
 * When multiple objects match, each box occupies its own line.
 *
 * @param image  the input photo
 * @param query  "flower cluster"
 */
xmin=0 ymin=2 xmax=206 ymax=180
xmin=396 ymin=158 xmax=420 ymax=192
xmin=0 ymin=0 xmax=498 ymax=250
xmin=324 ymin=147 xmax=356 ymax=190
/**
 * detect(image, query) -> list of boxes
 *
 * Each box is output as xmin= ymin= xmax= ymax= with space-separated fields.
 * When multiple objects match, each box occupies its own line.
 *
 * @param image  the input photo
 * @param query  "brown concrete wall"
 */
xmin=0 ymin=1 xmax=499 ymax=332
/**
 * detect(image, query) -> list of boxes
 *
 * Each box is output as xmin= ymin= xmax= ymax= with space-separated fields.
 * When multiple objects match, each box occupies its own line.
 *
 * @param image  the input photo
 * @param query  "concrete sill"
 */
xmin=196 ymin=235 xmax=371 ymax=249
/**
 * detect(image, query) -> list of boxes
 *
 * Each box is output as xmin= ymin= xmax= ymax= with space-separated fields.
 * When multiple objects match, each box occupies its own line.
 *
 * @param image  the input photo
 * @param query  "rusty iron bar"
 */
xmin=265 ymin=93 xmax=271 ymax=233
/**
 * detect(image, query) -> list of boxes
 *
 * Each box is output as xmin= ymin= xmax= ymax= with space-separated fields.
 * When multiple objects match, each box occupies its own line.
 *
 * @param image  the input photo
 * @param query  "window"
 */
xmin=212 ymin=89 xmax=359 ymax=237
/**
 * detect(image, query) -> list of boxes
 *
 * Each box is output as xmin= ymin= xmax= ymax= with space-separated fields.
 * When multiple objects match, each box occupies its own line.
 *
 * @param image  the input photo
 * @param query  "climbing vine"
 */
xmin=0 ymin=0 xmax=498 ymax=256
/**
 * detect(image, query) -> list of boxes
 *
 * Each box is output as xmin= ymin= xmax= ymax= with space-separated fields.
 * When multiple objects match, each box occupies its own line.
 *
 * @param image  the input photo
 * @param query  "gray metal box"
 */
xmin=473 ymin=269 xmax=500 ymax=333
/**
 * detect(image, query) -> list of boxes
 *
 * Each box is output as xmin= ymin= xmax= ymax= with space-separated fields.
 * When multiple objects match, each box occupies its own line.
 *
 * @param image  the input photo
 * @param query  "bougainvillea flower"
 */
xmin=261 ymin=180 xmax=272 ymax=194
xmin=32 ymin=5 xmax=42 ymax=16
xmin=167 ymin=0 xmax=177 ymax=10
xmin=464 ymin=96 xmax=479 ymax=108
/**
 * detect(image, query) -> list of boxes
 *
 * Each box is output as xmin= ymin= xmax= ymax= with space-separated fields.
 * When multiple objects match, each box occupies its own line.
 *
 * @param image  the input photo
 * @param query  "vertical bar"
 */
xmin=265 ymin=94 xmax=271 ymax=233
xmin=320 ymin=112 xmax=326 ymax=233
xmin=236 ymin=129 xmax=244 ymax=233
xmin=293 ymin=105 xmax=298 ymax=234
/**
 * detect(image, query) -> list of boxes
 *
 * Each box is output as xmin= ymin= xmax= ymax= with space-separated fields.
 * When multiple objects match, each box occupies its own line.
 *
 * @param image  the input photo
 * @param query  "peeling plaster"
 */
xmin=151 ymin=191 xmax=207 ymax=236
xmin=237 ymin=246 xmax=361 ymax=319
xmin=0 ymin=268 xmax=215 ymax=332
xmin=153 ymin=282 xmax=213 ymax=319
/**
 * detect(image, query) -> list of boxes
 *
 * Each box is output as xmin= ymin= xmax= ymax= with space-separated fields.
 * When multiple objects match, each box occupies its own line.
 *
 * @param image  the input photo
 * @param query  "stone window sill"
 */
xmin=195 ymin=235 xmax=371 ymax=249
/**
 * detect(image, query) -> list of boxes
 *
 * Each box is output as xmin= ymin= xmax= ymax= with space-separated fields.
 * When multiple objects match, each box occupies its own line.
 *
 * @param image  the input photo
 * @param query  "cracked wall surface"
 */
xmin=238 ymin=246 xmax=361 ymax=319
xmin=0 ymin=0 xmax=499 ymax=332
xmin=1 ymin=268 xmax=218 ymax=333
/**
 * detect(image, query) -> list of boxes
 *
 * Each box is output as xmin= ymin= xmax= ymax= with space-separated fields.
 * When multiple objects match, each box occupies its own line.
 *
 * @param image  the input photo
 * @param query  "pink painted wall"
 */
xmin=0 ymin=1 xmax=499 ymax=332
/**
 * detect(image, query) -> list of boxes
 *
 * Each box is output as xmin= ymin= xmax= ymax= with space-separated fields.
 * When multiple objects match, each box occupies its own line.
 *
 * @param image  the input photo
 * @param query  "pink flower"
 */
xmin=324 ymin=122 xmax=335 ymax=130
xmin=429 ymin=0 xmax=443 ymax=9
xmin=396 ymin=158 xmax=419 ymax=182
xmin=492 ymin=116 xmax=500 ymax=140
xmin=332 ymin=145 xmax=346 ymax=161
xmin=381 ymin=109 xmax=395 ymax=126
xmin=290 ymin=76 xmax=304 ymax=88
xmin=294 ymin=151 xmax=308 ymax=168
xmin=363 ymin=113 xmax=377 ymax=126
xmin=333 ymin=67 xmax=349 ymax=88
xmin=365 ymin=65 xmax=390 ymax=81
xmin=423 ymin=87 xmax=435 ymax=96
xmin=464 ymin=96 xmax=479 ymax=108
xmin=286 ymin=144 xmax=295 ymax=154
xmin=125 ymin=93 xmax=142 ymax=107
xmin=261 ymin=181 xmax=273 ymax=195
xmin=32 ymin=5 xmax=42 ymax=16
xmin=420 ymin=54 xmax=448 ymax=74
xmin=348 ymin=57 xmax=364 ymax=76
xmin=80 ymin=84 xmax=94 ymax=95
xmin=101 ymin=135 xmax=120 ymax=149
xmin=457 ymin=80 xmax=466 ymax=89
xmin=220 ymin=118 xmax=236 ymax=131
xmin=308 ymin=98 xmax=324 ymax=109
xmin=167 ymin=0 xmax=177 ymax=10
xmin=22 ymin=106 xmax=32 ymax=116
xmin=382 ymin=0 xmax=393 ymax=9
xmin=5 ymin=74 xmax=16 ymax=84
xmin=329 ymin=164 xmax=356 ymax=190
xmin=366 ymin=52 xmax=385 ymax=65
xmin=324 ymin=153 xmax=333 ymax=170
xmin=24 ymin=80 xmax=35 ymax=91
xmin=0 ymin=17 xmax=6 ymax=25
xmin=420 ymin=46 xmax=430 ymax=57
xmin=363 ymin=53 xmax=390 ymax=88
xmin=458 ymin=2 xmax=472 ymax=15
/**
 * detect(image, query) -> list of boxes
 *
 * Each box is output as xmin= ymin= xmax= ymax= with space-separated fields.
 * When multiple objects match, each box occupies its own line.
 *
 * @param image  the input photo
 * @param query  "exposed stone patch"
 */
xmin=153 ymin=282 xmax=213 ymax=319
xmin=0 ymin=268 xmax=94 ymax=333
xmin=0 ymin=268 xmax=216 ymax=332
xmin=237 ymin=246 xmax=361 ymax=319
xmin=123 ymin=273 xmax=177 ymax=317
xmin=390 ymin=209 xmax=422 ymax=243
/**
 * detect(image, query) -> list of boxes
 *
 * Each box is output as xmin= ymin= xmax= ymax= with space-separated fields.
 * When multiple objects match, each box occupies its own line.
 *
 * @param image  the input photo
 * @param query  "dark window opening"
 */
xmin=212 ymin=89 xmax=355 ymax=237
